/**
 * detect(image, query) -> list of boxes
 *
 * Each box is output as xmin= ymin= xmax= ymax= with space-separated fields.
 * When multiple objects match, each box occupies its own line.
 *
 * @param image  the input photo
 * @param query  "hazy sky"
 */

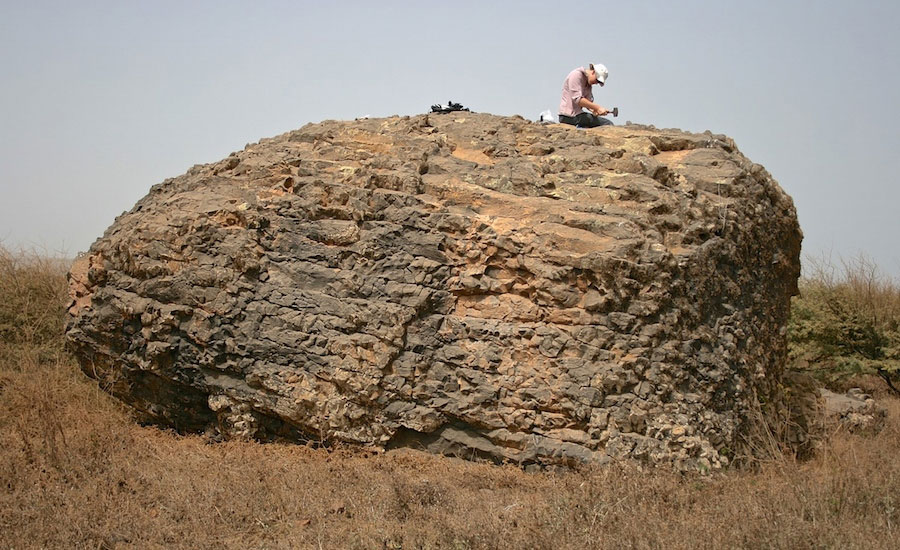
xmin=2 ymin=1 xmax=898 ymax=277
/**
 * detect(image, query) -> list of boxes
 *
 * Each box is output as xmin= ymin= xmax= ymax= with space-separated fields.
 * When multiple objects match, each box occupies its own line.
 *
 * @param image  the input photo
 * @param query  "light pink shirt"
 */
xmin=558 ymin=67 xmax=592 ymax=117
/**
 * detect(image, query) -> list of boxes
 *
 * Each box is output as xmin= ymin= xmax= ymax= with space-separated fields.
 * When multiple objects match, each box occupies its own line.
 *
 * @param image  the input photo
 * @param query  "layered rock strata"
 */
xmin=66 ymin=113 xmax=801 ymax=470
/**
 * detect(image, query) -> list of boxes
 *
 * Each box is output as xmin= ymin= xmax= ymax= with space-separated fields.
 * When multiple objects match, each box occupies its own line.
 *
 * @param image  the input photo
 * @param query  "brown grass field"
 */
xmin=1 ymin=246 xmax=898 ymax=549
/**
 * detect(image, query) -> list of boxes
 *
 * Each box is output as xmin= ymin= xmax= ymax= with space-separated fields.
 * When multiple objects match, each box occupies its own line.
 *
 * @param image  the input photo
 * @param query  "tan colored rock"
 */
xmin=66 ymin=113 xmax=802 ymax=471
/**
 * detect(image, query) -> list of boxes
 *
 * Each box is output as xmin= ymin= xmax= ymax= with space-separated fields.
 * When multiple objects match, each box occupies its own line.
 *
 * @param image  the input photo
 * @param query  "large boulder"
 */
xmin=66 ymin=113 xmax=802 ymax=470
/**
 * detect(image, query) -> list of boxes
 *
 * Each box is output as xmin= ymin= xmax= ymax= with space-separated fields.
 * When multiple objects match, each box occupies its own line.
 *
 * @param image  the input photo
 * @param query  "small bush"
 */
xmin=0 ymin=245 xmax=70 ymax=364
xmin=789 ymin=255 xmax=900 ymax=395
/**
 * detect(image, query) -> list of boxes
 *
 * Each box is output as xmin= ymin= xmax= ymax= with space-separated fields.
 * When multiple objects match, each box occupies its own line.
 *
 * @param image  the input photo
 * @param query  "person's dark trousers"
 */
xmin=559 ymin=112 xmax=613 ymax=127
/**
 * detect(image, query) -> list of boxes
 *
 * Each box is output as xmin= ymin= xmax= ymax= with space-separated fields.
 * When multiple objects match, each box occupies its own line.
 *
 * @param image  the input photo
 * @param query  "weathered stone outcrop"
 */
xmin=820 ymin=388 xmax=886 ymax=434
xmin=66 ymin=113 xmax=802 ymax=471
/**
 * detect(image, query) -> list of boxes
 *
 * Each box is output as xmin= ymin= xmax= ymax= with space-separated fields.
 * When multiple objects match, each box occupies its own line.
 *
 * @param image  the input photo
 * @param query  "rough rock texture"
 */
xmin=820 ymin=388 xmax=886 ymax=434
xmin=66 ymin=113 xmax=802 ymax=470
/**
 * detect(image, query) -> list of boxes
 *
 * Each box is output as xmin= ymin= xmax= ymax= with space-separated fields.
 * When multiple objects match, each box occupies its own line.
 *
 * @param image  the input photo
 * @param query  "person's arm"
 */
xmin=578 ymin=97 xmax=609 ymax=116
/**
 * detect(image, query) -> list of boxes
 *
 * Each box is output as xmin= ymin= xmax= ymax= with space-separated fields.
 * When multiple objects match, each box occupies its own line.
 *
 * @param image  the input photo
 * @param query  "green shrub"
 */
xmin=788 ymin=255 xmax=900 ymax=395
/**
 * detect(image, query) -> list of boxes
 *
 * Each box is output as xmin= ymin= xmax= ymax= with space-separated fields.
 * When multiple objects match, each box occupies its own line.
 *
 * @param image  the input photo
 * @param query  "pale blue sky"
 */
xmin=2 ymin=1 xmax=898 ymax=277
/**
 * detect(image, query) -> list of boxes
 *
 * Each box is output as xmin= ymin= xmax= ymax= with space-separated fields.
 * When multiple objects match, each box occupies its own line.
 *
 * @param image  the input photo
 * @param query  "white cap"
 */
xmin=591 ymin=63 xmax=608 ymax=84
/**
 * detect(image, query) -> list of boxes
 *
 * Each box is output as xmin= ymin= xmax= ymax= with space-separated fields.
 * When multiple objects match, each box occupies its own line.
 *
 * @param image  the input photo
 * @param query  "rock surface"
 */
xmin=820 ymin=388 xmax=886 ymax=433
xmin=66 ymin=113 xmax=802 ymax=470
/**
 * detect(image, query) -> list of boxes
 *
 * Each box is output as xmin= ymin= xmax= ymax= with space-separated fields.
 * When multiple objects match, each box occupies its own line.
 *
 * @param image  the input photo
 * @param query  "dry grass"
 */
xmin=0 ymin=245 xmax=69 ymax=364
xmin=2 ymin=247 xmax=899 ymax=549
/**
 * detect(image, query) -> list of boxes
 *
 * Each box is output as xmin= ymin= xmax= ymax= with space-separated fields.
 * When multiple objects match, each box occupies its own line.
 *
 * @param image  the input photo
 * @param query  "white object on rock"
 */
xmin=537 ymin=110 xmax=556 ymax=123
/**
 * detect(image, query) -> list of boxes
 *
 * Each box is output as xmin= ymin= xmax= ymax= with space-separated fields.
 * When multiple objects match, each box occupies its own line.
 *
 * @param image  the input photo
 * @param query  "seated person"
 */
xmin=558 ymin=63 xmax=613 ymax=128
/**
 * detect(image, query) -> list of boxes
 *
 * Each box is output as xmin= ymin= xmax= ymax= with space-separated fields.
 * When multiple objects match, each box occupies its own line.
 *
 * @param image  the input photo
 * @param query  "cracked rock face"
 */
xmin=66 ymin=113 xmax=801 ymax=471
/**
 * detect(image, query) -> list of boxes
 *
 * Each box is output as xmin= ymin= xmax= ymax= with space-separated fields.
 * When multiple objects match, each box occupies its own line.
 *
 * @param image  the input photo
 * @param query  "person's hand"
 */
xmin=597 ymin=107 xmax=610 ymax=116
